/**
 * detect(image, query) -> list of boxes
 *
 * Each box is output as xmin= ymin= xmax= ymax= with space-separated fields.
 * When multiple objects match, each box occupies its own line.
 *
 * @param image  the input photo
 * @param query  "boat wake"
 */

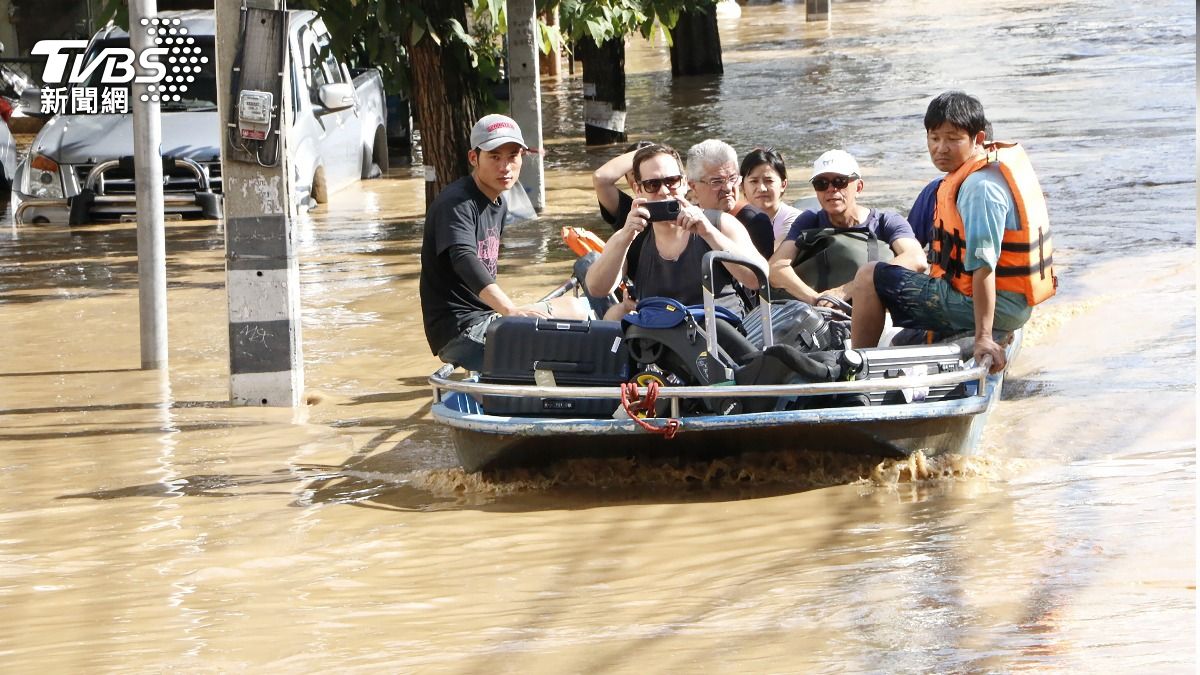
xmin=401 ymin=448 xmax=1009 ymax=503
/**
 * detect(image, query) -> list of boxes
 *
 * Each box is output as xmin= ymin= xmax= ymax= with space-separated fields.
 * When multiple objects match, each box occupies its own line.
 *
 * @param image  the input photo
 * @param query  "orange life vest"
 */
xmin=931 ymin=142 xmax=1057 ymax=306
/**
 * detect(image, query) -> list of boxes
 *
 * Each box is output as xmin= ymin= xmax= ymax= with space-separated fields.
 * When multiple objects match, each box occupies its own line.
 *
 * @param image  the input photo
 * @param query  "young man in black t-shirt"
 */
xmin=419 ymin=114 xmax=588 ymax=371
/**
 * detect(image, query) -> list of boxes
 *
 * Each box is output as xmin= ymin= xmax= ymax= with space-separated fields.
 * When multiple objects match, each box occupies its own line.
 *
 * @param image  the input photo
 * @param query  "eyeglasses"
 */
xmin=700 ymin=175 xmax=742 ymax=190
xmin=639 ymin=175 xmax=683 ymax=192
xmin=811 ymin=175 xmax=857 ymax=191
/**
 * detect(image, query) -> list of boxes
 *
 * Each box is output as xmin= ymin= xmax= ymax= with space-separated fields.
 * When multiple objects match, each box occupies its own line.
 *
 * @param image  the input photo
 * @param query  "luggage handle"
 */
xmin=701 ymin=251 xmax=773 ymax=358
xmin=532 ymin=359 xmax=590 ymax=373
xmin=535 ymin=318 xmax=590 ymax=332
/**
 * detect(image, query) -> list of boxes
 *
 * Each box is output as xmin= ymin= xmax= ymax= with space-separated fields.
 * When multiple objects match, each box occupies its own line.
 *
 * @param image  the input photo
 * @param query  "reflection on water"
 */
xmin=0 ymin=0 xmax=1194 ymax=670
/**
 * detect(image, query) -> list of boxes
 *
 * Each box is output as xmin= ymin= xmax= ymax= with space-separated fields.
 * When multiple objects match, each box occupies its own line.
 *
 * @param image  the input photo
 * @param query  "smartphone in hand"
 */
xmin=644 ymin=199 xmax=681 ymax=222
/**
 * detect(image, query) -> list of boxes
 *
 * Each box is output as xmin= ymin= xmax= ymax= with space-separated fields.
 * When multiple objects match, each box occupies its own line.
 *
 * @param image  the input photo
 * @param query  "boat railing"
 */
xmin=430 ymin=358 xmax=993 ymax=418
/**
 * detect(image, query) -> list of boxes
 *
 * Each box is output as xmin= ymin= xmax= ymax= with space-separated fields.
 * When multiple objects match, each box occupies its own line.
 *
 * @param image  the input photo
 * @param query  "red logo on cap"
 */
xmin=487 ymin=121 xmax=516 ymax=132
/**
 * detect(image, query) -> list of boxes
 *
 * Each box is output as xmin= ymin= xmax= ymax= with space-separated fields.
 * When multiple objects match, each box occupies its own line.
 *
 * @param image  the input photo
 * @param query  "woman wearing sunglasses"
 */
xmin=766 ymin=149 xmax=927 ymax=310
xmin=585 ymin=143 xmax=766 ymax=321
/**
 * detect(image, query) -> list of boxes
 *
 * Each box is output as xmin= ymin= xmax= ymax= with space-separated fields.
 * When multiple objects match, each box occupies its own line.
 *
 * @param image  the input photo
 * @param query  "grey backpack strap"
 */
xmin=817 ymin=246 xmax=831 ymax=292
xmin=866 ymin=228 xmax=881 ymax=262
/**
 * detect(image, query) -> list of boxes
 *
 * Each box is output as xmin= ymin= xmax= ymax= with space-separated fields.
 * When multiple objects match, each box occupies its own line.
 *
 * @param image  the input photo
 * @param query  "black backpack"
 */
xmin=622 ymin=297 xmax=850 ymax=415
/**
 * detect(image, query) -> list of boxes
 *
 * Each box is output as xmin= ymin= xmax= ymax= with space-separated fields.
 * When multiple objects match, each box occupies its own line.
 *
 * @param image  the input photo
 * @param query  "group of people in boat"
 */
xmin=419 ymin=90 xmax=1057 ymax=377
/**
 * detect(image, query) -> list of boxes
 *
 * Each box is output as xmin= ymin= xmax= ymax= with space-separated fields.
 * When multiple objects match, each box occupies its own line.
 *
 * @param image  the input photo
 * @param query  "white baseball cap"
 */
xmin=470 ymin=114 xmax=527 ymax=151
xmin=810 ymin=149 xmax=860 ymax=179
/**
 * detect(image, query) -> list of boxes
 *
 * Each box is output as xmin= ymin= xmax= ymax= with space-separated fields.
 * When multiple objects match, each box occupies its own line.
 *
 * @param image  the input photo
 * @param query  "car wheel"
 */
xmin=366 ymin=126 xmax=388 ymax=178
xmin=309 ymin=164 xmax=328 ymax=204
xmin=311 ymin=166 xmax=328 ymax=204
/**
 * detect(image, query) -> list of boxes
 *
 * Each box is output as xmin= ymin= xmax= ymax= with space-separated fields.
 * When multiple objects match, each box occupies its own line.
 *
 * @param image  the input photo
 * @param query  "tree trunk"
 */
xmin=406 ymin=2 xmax=482 ymax=206
xmin=580 ymin=36 xmax=626 ymax=146
xmin=669 ymin=4 xmax=724 ymax=77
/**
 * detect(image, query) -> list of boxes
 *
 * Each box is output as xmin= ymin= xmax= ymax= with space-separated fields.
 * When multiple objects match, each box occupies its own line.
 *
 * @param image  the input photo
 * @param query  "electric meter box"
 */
xmin=238 ymin=90 xmax=273 ymax=141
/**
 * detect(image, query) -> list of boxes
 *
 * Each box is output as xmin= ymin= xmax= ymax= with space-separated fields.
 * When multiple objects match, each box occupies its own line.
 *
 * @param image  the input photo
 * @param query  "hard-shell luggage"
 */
xmin=855 ymin=343 xmax=967 ymax=404
xmin=478 ymin=317 xmax=631 ymax=416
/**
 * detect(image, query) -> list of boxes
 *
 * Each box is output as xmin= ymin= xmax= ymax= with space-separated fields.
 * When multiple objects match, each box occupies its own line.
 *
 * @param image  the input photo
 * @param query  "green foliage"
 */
xmin=538 ymin=21 xmax=563 ymax=59
xmin=557 ymin=0 xmax=643 ymax=47
xmin=89 ymin=0 xmax=719 ymax=105
xmin=300 ymin=0 xmax=506 ymax=99
xmin=96 ymin=0 xmax=126 ymax=30
xmin=295 ymin=0 xmax=410 ymax=94
xmin=465 ymin=1 xmax=506 ymax=85
xmin=555 ymin=0 xmax=711 ymax=50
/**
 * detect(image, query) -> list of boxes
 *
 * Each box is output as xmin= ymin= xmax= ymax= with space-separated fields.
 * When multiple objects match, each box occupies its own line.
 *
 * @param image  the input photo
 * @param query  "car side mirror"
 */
xmin=317 ymin=82 xmax=354 ymax=111
xmin=18 ymin=87 xmax=51 ymax=118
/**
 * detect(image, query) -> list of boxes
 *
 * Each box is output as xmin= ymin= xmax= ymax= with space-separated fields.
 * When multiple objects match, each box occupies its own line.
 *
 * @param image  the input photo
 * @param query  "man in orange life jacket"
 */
xmin=849 ymin=91 xmax=1056 ymax=372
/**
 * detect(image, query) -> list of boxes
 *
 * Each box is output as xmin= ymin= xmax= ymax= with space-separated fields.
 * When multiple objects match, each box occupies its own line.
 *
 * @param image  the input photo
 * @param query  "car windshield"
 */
xmin=82 ymin=36 xmax=218 ymax=111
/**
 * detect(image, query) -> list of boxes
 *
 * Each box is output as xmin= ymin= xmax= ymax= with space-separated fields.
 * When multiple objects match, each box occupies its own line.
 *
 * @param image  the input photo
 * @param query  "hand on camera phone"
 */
xmin=675 ymin=197 xmax=712 ymax=236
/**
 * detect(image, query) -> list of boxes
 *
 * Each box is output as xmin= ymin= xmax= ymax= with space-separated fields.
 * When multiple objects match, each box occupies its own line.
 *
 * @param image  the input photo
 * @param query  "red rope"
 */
xmin=620 ymin=381 xmax=681 ymax=439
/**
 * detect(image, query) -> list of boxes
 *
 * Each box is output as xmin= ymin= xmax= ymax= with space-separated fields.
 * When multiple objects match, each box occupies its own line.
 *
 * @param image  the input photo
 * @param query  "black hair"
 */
xmin=924 ymin=91 xmax=988 ymax=137
xmin=739 ymin=146 xmax=787 ymax=180
xmin=625 ymin=139 xmax=656 ymax=154
xmin=631 ymin=143 xmax=683 ymax=183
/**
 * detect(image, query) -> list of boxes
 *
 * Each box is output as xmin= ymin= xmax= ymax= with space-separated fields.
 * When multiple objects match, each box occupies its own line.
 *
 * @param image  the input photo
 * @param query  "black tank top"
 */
xmin=631 ymin=226 xmax=746 ymax=316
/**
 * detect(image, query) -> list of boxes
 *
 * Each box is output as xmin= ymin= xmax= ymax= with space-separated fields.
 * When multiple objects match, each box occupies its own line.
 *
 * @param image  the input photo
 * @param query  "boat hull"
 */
xmin=434 ymin=385 xmax=999 ymax=472
xmin=430 ymin=331 xmax=1019 ymax=473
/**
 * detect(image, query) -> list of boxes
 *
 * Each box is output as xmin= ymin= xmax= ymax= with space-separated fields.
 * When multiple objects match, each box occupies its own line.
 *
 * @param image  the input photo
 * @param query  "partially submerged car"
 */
xmin=0 ymin=118 xmax=14 ymax=193
xmin=11 ymin=9 xmax=387 ymax=224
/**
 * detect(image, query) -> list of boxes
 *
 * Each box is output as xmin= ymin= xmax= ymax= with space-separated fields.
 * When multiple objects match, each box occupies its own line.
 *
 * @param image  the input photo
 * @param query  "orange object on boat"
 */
xmin=561 ymin=226 xmax=606 ymax=256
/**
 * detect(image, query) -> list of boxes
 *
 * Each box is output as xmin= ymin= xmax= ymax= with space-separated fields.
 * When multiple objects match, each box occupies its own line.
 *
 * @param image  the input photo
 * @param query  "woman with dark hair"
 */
xmin=740 ymin=147 xmax=802 ymax=251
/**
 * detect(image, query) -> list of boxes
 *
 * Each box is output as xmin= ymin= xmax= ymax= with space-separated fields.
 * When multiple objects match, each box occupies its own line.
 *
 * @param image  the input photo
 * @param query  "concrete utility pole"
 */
xmin=807 ymin=0 xmax=831 ymax=22
xmin=129 ymin=0 xmax=168 ymax=370
xmin=506 ymin=0 xmax=545 ymax=212
xmin=214 ymin=0 xmax=304 ymax=407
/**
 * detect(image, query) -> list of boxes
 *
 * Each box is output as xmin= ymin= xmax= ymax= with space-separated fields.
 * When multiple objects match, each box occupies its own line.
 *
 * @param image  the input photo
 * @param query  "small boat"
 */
xmin=428 ymin=251 xmax=1018 ymax=473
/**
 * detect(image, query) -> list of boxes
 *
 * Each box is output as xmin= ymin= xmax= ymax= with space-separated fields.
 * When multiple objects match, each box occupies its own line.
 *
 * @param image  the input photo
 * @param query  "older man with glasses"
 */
xmin=767 ymin=149 xmax=927 ymax=310
xmin=685 ymin=139 xmax=775 ymax=259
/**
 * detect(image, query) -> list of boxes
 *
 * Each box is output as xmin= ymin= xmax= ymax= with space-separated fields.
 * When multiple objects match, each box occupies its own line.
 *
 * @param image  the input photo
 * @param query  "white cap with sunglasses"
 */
xmin=810 ymin=149 xmax=860 ymax=180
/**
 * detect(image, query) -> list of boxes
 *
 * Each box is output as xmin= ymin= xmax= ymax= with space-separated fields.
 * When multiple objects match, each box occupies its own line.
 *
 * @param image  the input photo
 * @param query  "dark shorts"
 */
xmin=436 ymin=312 xmax=501 ymax=372
xmin=878 ymin=260 xmax=960 ymax=331
xmin=872 ymin=263 xmax=1033 ymax=335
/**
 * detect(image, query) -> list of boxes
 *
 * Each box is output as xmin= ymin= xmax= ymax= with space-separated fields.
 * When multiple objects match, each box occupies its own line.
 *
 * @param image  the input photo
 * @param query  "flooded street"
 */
xmin=1 ymin=0 xmax=1194 ymax=671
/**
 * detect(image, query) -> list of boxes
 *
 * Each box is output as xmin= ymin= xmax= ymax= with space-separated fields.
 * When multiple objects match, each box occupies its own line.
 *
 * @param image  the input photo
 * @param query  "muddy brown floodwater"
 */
xmin=1 ymin=0 xmax=1194 ymax=671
